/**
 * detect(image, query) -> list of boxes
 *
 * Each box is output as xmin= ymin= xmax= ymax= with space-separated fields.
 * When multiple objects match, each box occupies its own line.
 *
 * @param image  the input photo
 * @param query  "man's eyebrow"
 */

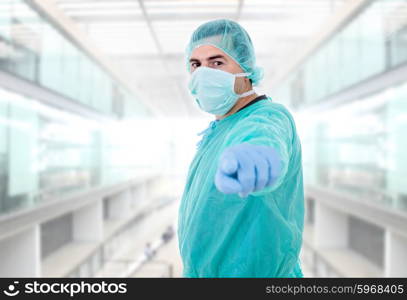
xmin=189 ymin=54 xmax=227 ymax=63
xmin=207 ymin=55 xmax=226 ymax=60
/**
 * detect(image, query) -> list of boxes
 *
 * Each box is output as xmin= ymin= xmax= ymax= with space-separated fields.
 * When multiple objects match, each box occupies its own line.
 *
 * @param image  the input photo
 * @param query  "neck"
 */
xmin=216 ymin=92 xmax=259 ymax=120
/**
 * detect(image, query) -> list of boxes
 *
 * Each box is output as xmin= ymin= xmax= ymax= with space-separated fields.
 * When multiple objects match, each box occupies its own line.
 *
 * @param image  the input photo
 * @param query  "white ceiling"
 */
xmin=54 ymin=0 xmax=350 ymax=117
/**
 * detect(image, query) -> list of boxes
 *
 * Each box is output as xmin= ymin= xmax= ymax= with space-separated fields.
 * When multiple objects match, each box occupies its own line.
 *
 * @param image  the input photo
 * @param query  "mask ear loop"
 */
xmin=235 ymin=72 xmax=251 ymax=77
xmin=238 ymin=89 xmax=256 ymax=97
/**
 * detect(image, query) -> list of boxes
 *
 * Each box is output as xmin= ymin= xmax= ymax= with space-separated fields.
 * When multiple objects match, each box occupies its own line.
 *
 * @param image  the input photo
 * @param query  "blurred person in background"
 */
xmin=161 ymin=225 xmax=174 ymax=243
xmin=177 ymin=19 xmax=305 ymax=278
xmin=144 ymin=242 xmax=156 ymax=260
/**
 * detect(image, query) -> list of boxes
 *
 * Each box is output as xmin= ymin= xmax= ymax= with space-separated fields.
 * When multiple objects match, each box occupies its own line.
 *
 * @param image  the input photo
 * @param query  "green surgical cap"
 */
xmin=185 ymin=19 xmax=264 ymax=86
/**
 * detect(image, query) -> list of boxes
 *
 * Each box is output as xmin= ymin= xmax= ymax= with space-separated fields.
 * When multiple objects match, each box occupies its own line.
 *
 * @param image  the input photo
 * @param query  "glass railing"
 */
xmin=0 ymin=0 xmax=150 ymax=118
xmin=299 ymin=81 xmax=407 ymax=213
xmin=272 ymin=0 xmax=407 ymax=108
xmin=0 ymin=87 xmax=163 ymax=217
xmin=0 ymin=0 xmax=159 ymax=216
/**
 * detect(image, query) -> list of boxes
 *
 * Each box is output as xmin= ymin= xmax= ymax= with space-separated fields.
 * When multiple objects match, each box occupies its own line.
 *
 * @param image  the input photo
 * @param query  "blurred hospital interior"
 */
xmin=0 ymin=0 xmax=406 ymax=278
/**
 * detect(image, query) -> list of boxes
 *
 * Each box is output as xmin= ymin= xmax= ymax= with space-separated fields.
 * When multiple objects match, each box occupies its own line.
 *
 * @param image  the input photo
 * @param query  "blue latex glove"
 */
xmin=215 ymin=143 xmax=282 ymax=198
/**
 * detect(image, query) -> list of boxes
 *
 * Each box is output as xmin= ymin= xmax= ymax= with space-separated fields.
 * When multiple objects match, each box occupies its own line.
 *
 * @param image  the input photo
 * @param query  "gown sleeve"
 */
xmin=223 ymin=104 xmax=294 ymax=196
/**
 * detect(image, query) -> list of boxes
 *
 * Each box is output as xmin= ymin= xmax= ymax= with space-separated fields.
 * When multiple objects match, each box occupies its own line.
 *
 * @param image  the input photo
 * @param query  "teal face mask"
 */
xmin=188 ymin=66 xmax=255 ymax=115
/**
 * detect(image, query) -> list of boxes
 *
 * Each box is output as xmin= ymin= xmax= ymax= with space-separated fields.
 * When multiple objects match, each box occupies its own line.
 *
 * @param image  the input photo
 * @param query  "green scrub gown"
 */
xmin=177 ymin=96 xmax=304 ymax=277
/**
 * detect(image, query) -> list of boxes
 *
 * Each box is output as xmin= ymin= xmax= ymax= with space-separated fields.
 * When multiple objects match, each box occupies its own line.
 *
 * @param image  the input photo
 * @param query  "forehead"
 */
xmin=190 ymin=44 xmax=231 ymax=60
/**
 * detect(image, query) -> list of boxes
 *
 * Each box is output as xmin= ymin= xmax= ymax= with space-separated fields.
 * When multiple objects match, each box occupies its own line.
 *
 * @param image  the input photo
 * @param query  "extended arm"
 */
xmin=215 ymin=107 xmax=293 ymax=197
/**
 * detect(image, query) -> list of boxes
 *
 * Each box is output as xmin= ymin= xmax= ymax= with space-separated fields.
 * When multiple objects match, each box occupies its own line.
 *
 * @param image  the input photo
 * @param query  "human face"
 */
xmin=189 ymin=45 xmax=251 ymax=94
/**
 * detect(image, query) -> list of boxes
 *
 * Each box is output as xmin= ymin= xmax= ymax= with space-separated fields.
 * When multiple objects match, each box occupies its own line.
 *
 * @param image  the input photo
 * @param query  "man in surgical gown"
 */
xmin=177 ymin=19 xmax=304 ymax=278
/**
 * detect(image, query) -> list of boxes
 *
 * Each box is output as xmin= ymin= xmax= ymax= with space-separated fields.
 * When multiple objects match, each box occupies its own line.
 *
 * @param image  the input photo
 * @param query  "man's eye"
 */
xmin=213 ymin=61 xmax=223 ymax=66
xmin=191 ymin=62 xmax=200 ymax=68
